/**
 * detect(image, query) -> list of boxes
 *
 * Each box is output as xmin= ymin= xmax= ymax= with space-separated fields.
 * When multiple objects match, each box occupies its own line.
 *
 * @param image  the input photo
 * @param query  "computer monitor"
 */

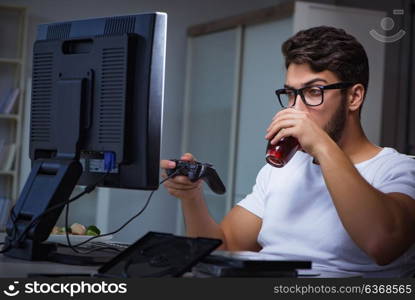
xmin=3 ymin=12 xmax=167 ymax=261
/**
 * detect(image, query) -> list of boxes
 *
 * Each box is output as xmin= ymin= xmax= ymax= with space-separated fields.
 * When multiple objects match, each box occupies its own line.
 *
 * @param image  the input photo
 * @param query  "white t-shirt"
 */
xmin=237 ymin=148 xmax=415 ymax=277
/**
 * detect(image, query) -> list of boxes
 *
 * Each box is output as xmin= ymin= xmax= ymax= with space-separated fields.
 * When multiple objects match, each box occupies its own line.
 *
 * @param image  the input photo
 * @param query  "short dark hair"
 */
xmin=282 ymin=26 xmax=369 ymax=96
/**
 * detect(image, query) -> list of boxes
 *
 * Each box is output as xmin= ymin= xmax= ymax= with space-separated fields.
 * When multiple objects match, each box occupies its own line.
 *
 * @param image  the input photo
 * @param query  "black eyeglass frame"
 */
xmin=275 ymin=82 xmax=356 ymax=108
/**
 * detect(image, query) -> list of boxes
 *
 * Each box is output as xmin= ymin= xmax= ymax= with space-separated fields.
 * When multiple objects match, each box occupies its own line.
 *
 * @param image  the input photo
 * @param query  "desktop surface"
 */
xmin=0 ymin=233 xmax=361 ymax=278
xmin=0 ymin=252 xmax=97 ymax=278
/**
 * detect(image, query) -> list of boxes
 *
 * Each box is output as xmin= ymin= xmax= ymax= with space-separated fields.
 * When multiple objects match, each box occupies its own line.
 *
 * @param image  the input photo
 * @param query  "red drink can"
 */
xmin=266 ymin=136 xmax=300 ymax=168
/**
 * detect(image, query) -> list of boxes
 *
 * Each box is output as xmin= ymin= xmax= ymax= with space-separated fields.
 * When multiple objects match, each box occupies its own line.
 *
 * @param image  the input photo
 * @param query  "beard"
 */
xmin=324 ymin=94 xmax=347 ymax=143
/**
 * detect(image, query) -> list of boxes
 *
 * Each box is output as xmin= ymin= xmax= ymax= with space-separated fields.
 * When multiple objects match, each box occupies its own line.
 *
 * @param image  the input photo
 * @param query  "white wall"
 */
xmin=293 ymin=1 xmax=386 ymax=145
xmin=234 ymin=17 xmax=293 ymax=204
xmin=0 ymin=0 xmax=284 ymax=242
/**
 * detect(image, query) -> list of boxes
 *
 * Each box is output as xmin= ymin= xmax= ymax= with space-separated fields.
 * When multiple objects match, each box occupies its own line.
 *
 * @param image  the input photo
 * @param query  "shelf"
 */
xmin=0 ymin=57 xmax=22 ymax=64
xmin=0 ymin=114 xmax=19 ymax=121
xmin=0 ymin=170 xmax=15 ymax=177
xmin=0 ymin=4 xmax=26 ymax=203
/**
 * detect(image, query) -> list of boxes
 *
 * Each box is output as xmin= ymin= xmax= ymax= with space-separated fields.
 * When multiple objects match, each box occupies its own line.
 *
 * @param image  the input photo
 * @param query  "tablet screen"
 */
xmin=97 ymin=232 xmax=222 ymax=278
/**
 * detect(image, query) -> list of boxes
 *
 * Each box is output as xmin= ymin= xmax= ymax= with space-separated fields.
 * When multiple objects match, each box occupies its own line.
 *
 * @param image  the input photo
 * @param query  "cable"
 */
xmin=6 ymin=152 xmax=117 ymax=249
xmin=0 ymin=172 xmax=110 ymax=255
xmin=62 ymin=153 xmax=118 ymax=254
xmin=1 ymin=167 xmax=180 ymax=255
xmin=3 ymin=171 xmax=109 ymax=252
xmin=63 ymin=186 xmax=120 ymax=254
xmin=68 ymin=171 xmax=179 ymax=249
xmin=0 ymin=206 xmax=18 ymax=254
xmin=61 ymin=170 xmax=179 ymax=254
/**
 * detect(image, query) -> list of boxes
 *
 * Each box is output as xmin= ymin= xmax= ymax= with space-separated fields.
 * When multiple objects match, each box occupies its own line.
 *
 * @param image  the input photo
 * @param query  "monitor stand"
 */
xmin=2 ymin=77 xmax=96 ymax=264
xmin=2 ymin=159 xmax=83 ymax=261
xmin=2 ymin=158 xmax=118 ymax=266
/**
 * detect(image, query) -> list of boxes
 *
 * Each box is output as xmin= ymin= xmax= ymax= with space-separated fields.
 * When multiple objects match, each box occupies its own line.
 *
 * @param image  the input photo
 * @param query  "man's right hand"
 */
xmin=160 ymin=153 xmax=204 ymax=201
xmin=161 ymin=153 xmax=262 ymax=252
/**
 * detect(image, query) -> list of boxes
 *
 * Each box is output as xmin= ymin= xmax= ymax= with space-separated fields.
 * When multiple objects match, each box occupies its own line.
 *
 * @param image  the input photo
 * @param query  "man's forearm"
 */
xmin=180 ymin=194 xmax=228 ymax=249
xmin=316 ymin=140 xmax=414 ymax=264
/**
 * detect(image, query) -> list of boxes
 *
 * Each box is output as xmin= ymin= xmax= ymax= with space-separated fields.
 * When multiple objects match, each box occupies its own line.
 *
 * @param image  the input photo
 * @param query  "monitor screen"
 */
xmin=3 ymin=12 xmax=167 ymax=261
xmin=31 ymin=12 xmax=166 ymax=189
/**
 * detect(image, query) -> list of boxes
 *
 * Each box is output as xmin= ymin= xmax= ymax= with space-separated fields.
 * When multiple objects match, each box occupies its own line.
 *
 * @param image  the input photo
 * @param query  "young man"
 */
xmin=161 ymin=26 xmax=415 ymax=277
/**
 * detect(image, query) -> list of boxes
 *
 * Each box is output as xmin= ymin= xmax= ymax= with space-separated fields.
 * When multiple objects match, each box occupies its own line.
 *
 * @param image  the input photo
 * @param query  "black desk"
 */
xmin=0 ymin=232 xmax=101 ymax=278
xmin=0 ymin=234 xmax=360 ymax=278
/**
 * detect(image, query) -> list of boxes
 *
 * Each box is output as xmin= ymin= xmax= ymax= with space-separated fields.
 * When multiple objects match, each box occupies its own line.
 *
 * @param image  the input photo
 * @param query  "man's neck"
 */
xmin=337 ymin=118 xmax=382 ymax=164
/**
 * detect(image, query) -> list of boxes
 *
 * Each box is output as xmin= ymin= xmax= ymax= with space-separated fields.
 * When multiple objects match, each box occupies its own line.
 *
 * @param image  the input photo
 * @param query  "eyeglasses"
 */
xmin=275 ymin=82 xmax=355 ymax=108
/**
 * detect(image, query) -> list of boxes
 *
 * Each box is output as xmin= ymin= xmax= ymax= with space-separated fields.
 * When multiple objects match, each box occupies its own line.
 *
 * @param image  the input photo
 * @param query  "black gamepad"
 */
xmin=166 ymin=159 xmax=226 ymax=195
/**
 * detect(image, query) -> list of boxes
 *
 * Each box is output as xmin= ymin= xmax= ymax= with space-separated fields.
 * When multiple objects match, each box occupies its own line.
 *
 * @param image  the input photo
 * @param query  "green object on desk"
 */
xmin=85 ymin=225 xmax=100 ymax=236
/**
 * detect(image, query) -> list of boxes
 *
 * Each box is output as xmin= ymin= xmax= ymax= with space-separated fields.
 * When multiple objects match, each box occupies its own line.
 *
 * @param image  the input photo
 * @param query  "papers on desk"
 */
xmin=206 ymin=251 xmax=362 ymax=278
xmin=211 ymin=250 xmax=290 ymax=260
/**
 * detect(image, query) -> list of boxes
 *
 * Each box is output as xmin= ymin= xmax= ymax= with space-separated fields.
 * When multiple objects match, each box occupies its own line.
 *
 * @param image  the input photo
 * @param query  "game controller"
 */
xmin=166 ymin=159 xmax=226 ymax=195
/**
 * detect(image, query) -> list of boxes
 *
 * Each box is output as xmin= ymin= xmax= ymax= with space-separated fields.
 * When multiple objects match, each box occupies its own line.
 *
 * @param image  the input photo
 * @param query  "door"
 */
xmin=180 ymin=2 xmax=388 ymax=233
